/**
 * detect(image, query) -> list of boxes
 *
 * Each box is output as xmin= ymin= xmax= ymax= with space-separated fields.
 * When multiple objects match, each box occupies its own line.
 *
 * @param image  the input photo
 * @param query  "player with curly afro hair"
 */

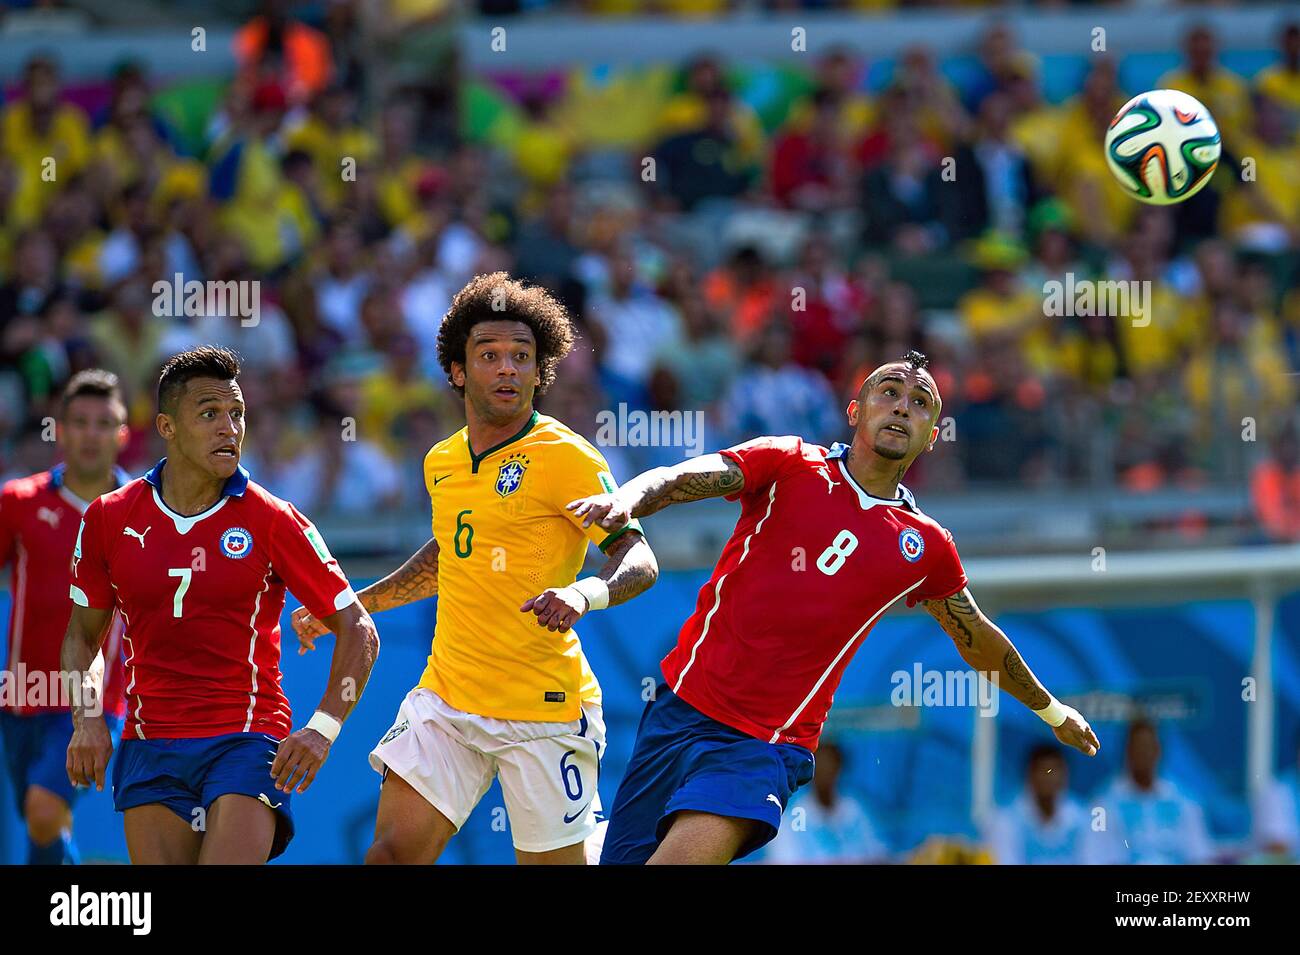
xmin=435 ymin=272 xmax=576 ymax=404
xmin=295 ymin=271 xmax=659 ymax=868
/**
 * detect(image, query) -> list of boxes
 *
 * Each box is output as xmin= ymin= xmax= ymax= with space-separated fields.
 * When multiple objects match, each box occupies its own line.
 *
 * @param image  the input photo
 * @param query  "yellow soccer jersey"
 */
xmin=418 ymin=411 xmax=640 ymax=722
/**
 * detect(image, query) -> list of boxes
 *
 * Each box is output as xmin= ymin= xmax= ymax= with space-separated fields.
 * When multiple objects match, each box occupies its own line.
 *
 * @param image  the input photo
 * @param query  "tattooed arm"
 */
xmin=922 ymin=587 xmax=1101 ymax=756
xmin=594 ymin=528 xmax=658 ymax=607
xmin=566 ymin=454 xmax=745 ymax=532
xmin=291 ymin=537 xmax=439 ymax=651
xmin=356 ymin=536 xmax=440 ymax=613
xmin=521 ymin=529 xmax=658 ymax=633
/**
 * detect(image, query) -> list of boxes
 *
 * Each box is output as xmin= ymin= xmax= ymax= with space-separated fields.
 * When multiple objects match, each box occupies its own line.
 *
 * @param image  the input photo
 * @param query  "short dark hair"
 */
xmin=858 ymin=349 xmax=937 ymax=401
xmin=1127 ymin=715 xmax=1158 ymax=745
xmin=60 ymin=369 xmax=125 ymax=418
xmin=157 ymin=346 xmax=241 ymax=414
xmin=1026 ymin=743 xmax=1064 ymax=770
xmin=901 ymin=349 xmax=930 ymax=370
xmin=436 ymin=272 xmax=575 ymax=397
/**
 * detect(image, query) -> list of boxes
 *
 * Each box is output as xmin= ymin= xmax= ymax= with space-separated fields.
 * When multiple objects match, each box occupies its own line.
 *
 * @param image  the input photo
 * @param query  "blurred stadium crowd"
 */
xmin=2 ymin=3 xmax=1300 ymax=539
xmin=762 ymin=718 xmax=1300 ymax=865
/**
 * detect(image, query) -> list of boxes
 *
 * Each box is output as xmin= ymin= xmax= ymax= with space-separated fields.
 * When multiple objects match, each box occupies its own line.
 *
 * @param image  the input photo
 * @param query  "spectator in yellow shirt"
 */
xmin=210 ymin=81 xmax=302 ymax=271
xmin=1053 ymin=60 xmax=1135 ymax=246
xmin=784 ymin=48 xmax=877 ymax=143
xmin=1158 ymin=24 xmax=1252 ymax=146
xmin=375 ymin=99 xmax=433 ymax=229
xmin=360 ymin=332 xmax=457 ymax=456
xmin=0 ymin=56 xmax=91 ymax=226
xmin=1219 ymin=94 xmax=1300 ymax=250
xmin=506 ymin=91 xmax=577 ymax=210
xmin=958 ymin=233 xmax=1053 ymax=374
xmin=1184 ymin=300 xmax=1294 ymax=437
xmin=658 ymin=54 xmax=765 ymax=166
xmin=1254 ymin=22 xmax=1300 ymax=120
xmin=284 ymin=85 xmax=377 ymax=210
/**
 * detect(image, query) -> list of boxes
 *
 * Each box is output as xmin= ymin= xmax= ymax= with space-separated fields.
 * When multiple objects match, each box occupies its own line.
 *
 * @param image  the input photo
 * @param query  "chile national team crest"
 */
xmin=899 ymin=528 xmax=925 ymax=563
xmin=495 ymin=454 xmax=528 ymax=498
xmin=220 ymin=526 xmax=253 ymax=559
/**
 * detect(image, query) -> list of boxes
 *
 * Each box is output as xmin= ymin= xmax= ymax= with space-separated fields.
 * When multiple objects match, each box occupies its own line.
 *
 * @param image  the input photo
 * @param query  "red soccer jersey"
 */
xmin=0 ymin=466 xmax=130 ymax=717
xmin=661 ymin=436 xmax=969 ymax=751
xmin=69 ymin=459 xmax=357 ymax=740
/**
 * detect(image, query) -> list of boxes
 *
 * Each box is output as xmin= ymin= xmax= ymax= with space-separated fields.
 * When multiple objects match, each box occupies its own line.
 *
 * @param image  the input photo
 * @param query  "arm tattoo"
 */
xmin=922 ymin=588 xmax=982 ymax=651
xmin=1002 ymin=647 xmax=1051 ymax=710
xmin=630 ymin=456 xmax=745 ymax=518
xmin=924 ymin=587 xmax=1053 ymax=711
xmin=360 ymin=537 xmax=439 ymax=613
xmin=598 ymin=530 xmax=659 ymax=606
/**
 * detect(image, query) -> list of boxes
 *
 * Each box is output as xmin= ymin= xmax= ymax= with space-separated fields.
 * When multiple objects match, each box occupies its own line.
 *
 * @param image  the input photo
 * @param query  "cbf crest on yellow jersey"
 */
xmin=419 ymin=411 xmax=641 ymax=722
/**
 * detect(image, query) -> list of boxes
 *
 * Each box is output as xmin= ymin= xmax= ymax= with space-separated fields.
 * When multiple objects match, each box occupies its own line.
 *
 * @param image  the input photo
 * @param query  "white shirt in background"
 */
xmin=1094 ymin=776 xmax=1215 ymax=865
xmin=983 ymin=793 xmax=1103 ymax=865
xmin=764 ymin=791 xmax=887 ymax=864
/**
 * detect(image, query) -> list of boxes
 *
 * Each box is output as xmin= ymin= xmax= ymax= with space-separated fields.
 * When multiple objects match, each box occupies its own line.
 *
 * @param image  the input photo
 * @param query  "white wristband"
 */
xmin=1033 ymin=696 xmax=1069 ymax=727
xmin=571 ymin=576 xmax=610 ymax=612
xmin=306 ymin=710 xmax=342 ymax=742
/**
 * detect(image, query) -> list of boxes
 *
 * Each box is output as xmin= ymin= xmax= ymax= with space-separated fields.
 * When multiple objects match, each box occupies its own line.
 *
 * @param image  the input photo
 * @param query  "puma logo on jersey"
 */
xmin=816 ymin=466 xmax=839 ymax=493
xmin=257 ymin=793 xmax=283 ymax=810
xmin=123 ymin=526 xmax=151 ymax=548
xmin=36 ymin=506 xmax=61 ymax=529
xmin=765 ymin=793 xmax=783 ymax=811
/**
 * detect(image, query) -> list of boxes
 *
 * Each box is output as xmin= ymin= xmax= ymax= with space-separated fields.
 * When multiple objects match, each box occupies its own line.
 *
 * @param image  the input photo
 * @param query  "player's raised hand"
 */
xmin=520 ymin=587 xmax=588 ymax=633
xmin=1053 ymin=707 xmax=1101 ymax=757
xmin=291 ymin=605 xmax=330 ymax=655
xmin=271 ymin=727 xmax=331 ymax=794
xmin=66 ymin=716 xmax=113 ymax=792
xmin=566 ymin=492 xmax=631 ymax=531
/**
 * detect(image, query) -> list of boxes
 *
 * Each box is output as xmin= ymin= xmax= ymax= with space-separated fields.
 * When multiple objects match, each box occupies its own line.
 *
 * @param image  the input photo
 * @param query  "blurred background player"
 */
xmin=570 ymin=350 xmax=1100 ymax=864
xmin=1092 ymin=717 xmax=1215 ymax=865
xmin=763 ymin=738 xmax=888 ymax=864
xmin=61 ymin=346 xmax=379 ymax=864
xmin=983 ymin=744 xmax=1098 ymax=865
xmin=293 ymin=274 xmax=658 ymax=865
xmin=0 ymin=370 xmax=131 ymax=864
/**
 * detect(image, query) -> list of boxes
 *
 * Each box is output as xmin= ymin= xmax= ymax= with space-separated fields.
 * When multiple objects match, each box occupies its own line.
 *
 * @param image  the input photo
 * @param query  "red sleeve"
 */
xmin=906 ymin=526 xmax=969 ymax=607
xmin=718 ymin=434 xmax=807 ymax=502
xmin=70 ymin=497 xmax=116 ymax=610
xmin=769 ymin=134 xmax=802 ymax=206
xmin=0 ymin=485 xmax=17 ymax=568
xmin=269 ymin=502 xmax=357 ymax=621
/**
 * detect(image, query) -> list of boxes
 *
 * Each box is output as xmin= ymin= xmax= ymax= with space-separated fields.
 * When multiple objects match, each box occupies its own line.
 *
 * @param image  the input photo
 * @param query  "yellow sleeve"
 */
xmin=549 ymin=439 xmax=644 ymax=552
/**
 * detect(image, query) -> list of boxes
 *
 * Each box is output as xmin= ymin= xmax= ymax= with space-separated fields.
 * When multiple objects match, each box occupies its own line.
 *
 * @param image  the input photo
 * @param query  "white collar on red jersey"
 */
xmin=827 ymin=442 xmax=918 ymax=513
xmin=48 ymin=462 xmax=133 ymax=515
xmin=142 ymin=457 xmax=251 ymax=535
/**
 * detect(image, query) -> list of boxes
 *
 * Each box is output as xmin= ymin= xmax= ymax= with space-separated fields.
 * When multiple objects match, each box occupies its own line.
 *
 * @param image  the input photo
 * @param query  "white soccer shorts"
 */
xmin=369 ymin=687 xmax=605 ymax=854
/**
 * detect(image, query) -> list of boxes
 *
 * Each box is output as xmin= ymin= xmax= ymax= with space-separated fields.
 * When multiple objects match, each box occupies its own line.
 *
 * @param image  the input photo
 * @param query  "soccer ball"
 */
xmin=1103 ymin=89 xmax=1221 ymax=205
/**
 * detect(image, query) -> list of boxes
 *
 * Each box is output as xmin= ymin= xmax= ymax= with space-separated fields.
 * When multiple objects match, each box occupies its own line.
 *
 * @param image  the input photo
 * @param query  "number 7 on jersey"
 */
xmin=169 ymin=567 xmax=192 ymax=618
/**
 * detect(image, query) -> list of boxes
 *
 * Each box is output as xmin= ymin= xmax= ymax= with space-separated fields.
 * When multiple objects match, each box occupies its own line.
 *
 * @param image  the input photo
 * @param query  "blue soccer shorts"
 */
xmin=600 ymin=684 xmax=814 ymax=865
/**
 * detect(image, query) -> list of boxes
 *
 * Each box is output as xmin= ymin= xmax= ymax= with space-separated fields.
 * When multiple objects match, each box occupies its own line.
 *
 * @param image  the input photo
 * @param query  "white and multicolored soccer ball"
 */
xmin=1103 ymin=89 xmax=1221 ymax=205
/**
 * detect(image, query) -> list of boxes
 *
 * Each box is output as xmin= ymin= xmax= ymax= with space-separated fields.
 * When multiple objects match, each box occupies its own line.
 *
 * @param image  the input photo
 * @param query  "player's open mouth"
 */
xmin=212 ymin=446 xmax=238 ymax=459
xmin=494 ymin=387 xmax=519 ymax=398
xmin=881 ymin=424 xmax=909 ymax=436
